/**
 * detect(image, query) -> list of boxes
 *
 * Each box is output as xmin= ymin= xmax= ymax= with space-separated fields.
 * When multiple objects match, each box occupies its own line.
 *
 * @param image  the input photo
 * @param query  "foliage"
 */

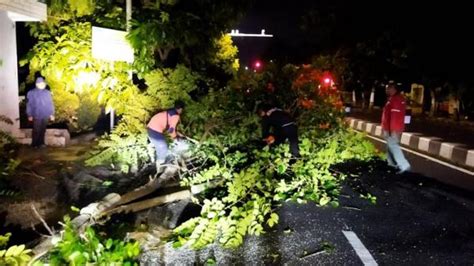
xmin=0 ymin=116 xmax=20 ymax=198
xmin=182 ymin=87 xmax=260 ymax=146
xmin=0 ymin=232 xmax=32 ymax=266
xmin=211 ymin=34 xmax=240 ymax=75
xmin=0 ymin=233 xmax=10 ymax=247
xmin=126 ymin=7 xmax=174 ymax=73
xmin=173 ymin=128 xmax=377 ymax=249
xmin=230 ymin=63 xmax=344 ymax=127
xmin=86 ymin=132 xmax=155 ymax=173
xmin=45 ymin=0 xmax=124 ymax=28
xmin=0 ymin=115 xmax=15 ymax=152
xmin=311 ymin=51 xmax=351 ymax=90
xmin=22 ymin=21 xmax=135 ymax=133
xmin=46 ymin=216 xmax=140 ymax=265
xmin=144 ymin=65 xmax=199 ymax=109
xmin=47 ymin=0 xmax=96 ymax=17
xmin=74 ymin=92 xmax=102 ymax=132
xmin=229 ymin=63 xmax=300 ymax=112
xmin=361 ymin=193 xmax=377 ymax=205
xmin=292 ymin=65 xmax=344 ymax=128
xmin=127 ymin=0 xmax=251 ymax=71
xmin=66 ymin=0 xmax=96 ymax=17
xmin=169 ymin=75 xmax=378 ymax=249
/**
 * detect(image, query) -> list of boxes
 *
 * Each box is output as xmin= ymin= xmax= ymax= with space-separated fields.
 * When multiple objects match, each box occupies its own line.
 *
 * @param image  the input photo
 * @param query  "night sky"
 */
xmin=15 ymin=1 xmax=474 ymax=84
xmin=236 ymin=0 xmax=474 ymax=82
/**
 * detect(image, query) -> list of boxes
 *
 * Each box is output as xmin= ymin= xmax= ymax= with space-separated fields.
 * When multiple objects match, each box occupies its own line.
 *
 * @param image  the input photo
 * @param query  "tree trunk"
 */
xmin=157 ymin=47 xmax=172 ymax=62
xmin=101 ymin=190 xmax=191 ymax=217
xmin=429 ymin=89 xmax=437 ymax=117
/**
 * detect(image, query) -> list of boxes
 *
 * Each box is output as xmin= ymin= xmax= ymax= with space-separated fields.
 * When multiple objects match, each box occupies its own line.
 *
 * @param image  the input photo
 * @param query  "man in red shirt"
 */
xmin=381 ymin=83 xmax=411 ymax=174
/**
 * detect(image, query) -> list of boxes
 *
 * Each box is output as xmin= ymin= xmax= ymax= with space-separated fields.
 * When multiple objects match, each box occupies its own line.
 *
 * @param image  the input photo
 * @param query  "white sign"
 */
xmin=92 ymin=26 xmax=134 ymax=63
xmin=229 ymin=29 xmax=274 ymax=37
xmin=404 ymin=115 xmax=411 ymax=124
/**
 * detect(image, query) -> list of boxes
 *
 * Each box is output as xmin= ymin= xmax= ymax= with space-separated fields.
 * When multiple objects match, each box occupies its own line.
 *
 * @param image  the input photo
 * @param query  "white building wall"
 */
xmin=0 ymin=11 xmax=21 ymax=136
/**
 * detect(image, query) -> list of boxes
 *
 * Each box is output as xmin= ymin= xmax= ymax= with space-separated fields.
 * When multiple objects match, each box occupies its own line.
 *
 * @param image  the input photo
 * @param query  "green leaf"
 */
xmin=206 ymin=258 xmax=216 ymax=265
xmin=319 ymin=196 xmax=331 ymax=206
xmin=267 ymin=213 xmax=279 ymax=228
xmin=277 ymin=164 xmax=287 ymax=174
xmin=106 ymin=239 xmax=113 ymax=249
xmin=102 ymin=180 xmax=114 ymax=187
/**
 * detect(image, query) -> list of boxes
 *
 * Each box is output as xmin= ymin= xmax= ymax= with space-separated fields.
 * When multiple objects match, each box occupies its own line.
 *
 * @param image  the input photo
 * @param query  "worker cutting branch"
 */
xmin=257 ymin=104 xmax=300 ymax=159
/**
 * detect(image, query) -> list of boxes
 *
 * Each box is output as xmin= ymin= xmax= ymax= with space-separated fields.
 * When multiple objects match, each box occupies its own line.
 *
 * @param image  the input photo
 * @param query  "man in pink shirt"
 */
xmin=147 ymin=100 xmax=185 ymax=168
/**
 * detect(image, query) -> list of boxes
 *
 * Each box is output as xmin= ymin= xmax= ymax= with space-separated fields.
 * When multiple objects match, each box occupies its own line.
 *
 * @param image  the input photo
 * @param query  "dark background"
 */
xmin=236 ymin=0 xmax=474 ymax=83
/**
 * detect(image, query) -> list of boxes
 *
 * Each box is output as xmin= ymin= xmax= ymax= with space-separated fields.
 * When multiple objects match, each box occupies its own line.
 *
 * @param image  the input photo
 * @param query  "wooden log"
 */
xmin=100 ymin=190 xmax=192 ymax=218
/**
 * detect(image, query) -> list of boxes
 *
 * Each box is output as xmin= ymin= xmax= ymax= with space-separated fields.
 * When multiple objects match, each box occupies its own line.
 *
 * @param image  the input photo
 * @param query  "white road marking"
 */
xmin=342 ymin=230 xmax=378 ymax=266
xmin=365 ymin=134 xmax=474 ymax=176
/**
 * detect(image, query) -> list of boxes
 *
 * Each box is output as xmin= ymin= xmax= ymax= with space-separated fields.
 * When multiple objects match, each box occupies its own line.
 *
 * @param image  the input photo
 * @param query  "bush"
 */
xmin=72 ymin=92 xmax=102 ymax=133
xmin=0 ymin=116 xmax=21 ymax=197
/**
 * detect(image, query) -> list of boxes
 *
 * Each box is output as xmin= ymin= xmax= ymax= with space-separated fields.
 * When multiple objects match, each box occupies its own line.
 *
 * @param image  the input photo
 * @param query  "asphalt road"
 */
xmin=142 ymin=146 xmax=474 ymax=265
xmin=368 ymin=135 xmax=474 ymax=191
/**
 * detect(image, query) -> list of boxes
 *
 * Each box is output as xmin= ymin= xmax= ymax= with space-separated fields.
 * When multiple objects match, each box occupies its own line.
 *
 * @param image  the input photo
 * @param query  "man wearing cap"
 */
xmin=147 ymin=100 xmax=185 ymax=168
xmin=26 ymin=77 xmax=55 ymax=148
xmin=381 ymin=83 xmax=411 ymax=174
xmin=258 ymin=104 xmax=300 ymax=158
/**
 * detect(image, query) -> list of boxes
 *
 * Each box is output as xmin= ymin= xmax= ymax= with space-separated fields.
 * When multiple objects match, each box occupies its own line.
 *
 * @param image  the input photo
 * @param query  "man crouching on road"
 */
xmin=258 ymin=104 xmax=300 ymax=159
xmin=381 ymin=82 xmax=411 ymax=174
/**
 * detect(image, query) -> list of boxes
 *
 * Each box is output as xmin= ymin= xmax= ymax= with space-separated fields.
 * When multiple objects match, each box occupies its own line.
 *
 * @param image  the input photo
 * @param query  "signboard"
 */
xmin=92 ymin=26 xmax=134 ymax=63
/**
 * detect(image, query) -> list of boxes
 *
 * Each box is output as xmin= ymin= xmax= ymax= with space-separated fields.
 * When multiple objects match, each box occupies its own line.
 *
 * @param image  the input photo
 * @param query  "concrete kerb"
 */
xmin=374 ymin=125 xmax=383 ymax=137
xmin=16 ymin=128 xmax=71 ymax=147
xmin=364 ymin=122 xmax=376 ymax=135
xmin=401 ymin=132 xmax=422 ymax=148
xmin=418 ymin=136 xmax=442 ymax=156
xmin=440 ymin=143 xmax=458 ymax=159
xmin=466 ymin=150 xmax=474 ymax=168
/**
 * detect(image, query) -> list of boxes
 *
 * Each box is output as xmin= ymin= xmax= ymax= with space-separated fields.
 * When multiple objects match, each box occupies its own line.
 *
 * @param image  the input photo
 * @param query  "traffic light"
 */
xmin=254 ymin=60 xmax=262 ymax=70
xmin=322 ymin=73 xmax=333 ymax=87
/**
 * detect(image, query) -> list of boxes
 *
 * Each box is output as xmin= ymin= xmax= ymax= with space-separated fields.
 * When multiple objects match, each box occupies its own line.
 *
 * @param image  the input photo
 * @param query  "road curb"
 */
xmin=346 ymin=117 xmax=474 ymax=172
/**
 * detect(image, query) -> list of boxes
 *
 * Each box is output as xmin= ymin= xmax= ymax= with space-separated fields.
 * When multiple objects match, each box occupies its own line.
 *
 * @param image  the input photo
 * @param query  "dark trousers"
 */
xmin=274 ymin=125 xmax=300 ymax=158
xmin=32 ymin=118 xmax=48 ymax=147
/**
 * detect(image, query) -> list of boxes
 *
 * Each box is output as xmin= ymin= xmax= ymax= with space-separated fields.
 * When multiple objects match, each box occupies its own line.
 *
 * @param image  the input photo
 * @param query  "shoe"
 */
xmin=387 ymin=163 xmax=397 ymax=168
xmin=396 ymin=166 xmax=411 ymax=175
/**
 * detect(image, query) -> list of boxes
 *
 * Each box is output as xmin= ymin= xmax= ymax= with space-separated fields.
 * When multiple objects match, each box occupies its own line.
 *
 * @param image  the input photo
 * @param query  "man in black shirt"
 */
xmin=258 ymin=104 xmax=300 ymax=158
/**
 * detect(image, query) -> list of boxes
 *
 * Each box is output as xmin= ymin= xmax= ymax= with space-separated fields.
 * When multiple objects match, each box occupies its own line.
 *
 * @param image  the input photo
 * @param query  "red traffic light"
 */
xmin=322 ymin=72 xmax=333 ymax=86
xmin=254 ymin=60 xmax=262 ymax=69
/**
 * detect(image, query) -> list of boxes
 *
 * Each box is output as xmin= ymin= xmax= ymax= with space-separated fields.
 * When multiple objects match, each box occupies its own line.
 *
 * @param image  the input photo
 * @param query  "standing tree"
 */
xmin=127 ymin=0 xmax=251 ymax=73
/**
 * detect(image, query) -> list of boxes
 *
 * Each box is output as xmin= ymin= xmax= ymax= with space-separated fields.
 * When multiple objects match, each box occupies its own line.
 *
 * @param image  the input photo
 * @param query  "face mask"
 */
xmin=36 ymin=82 xmax=46 ymax=89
